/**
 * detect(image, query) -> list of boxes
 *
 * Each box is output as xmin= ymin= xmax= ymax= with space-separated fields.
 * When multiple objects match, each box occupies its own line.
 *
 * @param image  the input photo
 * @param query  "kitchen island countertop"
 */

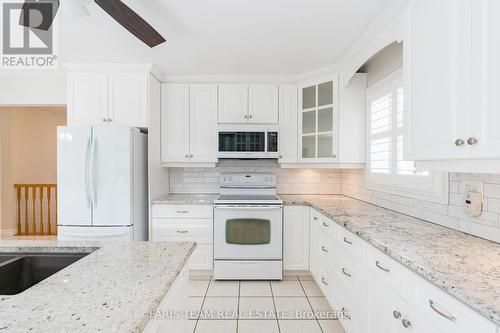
xmin=0 ymin=240 xmax=195 ymax=332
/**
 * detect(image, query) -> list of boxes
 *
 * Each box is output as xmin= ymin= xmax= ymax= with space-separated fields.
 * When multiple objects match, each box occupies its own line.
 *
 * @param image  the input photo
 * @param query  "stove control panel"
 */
xmin=220 ymin=173 xmax=276 ymax=188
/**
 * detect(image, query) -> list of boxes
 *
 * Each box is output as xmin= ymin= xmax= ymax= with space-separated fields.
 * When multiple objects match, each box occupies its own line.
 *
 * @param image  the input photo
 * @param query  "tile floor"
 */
xmin=187 ymin=275 xmax=346 ymax=333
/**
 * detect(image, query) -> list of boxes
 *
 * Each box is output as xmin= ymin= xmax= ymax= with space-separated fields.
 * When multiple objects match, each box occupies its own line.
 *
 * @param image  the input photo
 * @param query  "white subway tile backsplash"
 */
xmin=341 ymin=170 xmax=500 ymax=243
xmin=169 ymin=160 xmax=342 ymax=195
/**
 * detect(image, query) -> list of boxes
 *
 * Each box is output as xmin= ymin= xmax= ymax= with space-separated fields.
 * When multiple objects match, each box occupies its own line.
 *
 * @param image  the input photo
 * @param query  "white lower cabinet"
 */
xmin=152 ymin=204 xmax=213 ymax=271
xmin=308 ymin=206 xmax=497 ymax=333
xmin=283 ymin=206 xmax=310 ymax=270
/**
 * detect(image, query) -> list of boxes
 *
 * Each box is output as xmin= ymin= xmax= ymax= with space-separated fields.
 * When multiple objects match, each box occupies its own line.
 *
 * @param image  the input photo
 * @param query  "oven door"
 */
xmin=214 ymin=205 xmax=282 ymax=260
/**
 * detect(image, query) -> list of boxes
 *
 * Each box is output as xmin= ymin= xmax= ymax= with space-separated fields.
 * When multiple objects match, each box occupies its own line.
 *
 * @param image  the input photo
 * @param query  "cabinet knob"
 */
xmin=455 ymin=139 xmax=465 ymax=146
xmin=107 ymin=118 xmax=112 ymax=122
xmin=244 ymin=115 xmax=248 ymax=119
xmin=467 ymin=137 xmax=478 ymax=145
xmin=189 ymin=154 xmax=194 ymax=158
xmin=332 ymin=154 xmax=337 ymax=158
xmin=402 ymin=319 xmax=411 ymax=328
xmin=279 ymin=155 xmax=283 ymax=159
xmin=393 ymin=310 xmax=401 ymax=319
xmin=185 ymin=154 xmax=189 ymax=158
xmin=102 ymin=118 xmax=107 ymax=122
xmin=249 ymin=115 xmax=253 ymax=119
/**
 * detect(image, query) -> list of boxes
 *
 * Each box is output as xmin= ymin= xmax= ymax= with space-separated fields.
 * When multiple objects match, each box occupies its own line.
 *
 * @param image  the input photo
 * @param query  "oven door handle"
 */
xmin=214 ymin=205 xmax=282 ymax=210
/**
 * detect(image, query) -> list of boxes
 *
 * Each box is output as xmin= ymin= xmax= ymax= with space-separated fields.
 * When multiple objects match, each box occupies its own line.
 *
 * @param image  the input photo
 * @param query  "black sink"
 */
xmin=0 ymin=253 xmax=89 ymax=295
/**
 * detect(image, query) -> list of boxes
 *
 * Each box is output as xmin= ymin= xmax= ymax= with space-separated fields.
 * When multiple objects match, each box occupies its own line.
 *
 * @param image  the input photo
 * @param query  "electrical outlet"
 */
xmin=462 ymin=180 xmax=484 ymax=199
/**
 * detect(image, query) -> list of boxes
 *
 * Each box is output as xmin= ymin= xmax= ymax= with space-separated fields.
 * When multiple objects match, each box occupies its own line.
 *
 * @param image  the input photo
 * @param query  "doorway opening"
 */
xmin=0 ymin=106 xmax=66 ymax=239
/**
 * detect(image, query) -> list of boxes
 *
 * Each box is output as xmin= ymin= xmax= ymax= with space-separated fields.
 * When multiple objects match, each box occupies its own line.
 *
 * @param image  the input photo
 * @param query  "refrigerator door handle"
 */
xmin=90 ymin=136 xmax=97 ymax=209
xmin=85 ymin=137 xmax=91 ymax=208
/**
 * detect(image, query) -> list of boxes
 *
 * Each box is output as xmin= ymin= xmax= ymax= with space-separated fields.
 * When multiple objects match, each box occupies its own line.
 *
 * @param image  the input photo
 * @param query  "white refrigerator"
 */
xmin=57 ymin=126 xmax=148 ymax=241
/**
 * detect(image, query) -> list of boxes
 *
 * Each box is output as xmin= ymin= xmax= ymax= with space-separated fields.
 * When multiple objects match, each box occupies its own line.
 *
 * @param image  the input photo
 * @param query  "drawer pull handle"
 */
xmin=343 ymin=237 xmax=352 ymax=245
xmin=393 ymin=310 xmax=401 ymax=319
xmin=176 ymin=210 xmax=189 ymax=214
xmin=322 ymin=222 xmax=330 ymax=227
xmin=313 ymin=217 xmax=318 ymax=221
xmin=176 ymin=230 xmax=189 ymax=234
xmin=402 ymin=319 xmax=411 ymax=328
xmin=321 ymin=277 xmax=328 ymax=286
xmin=321 ymin=246 xmax=328 ymax=253
xmin=341 ymin=268 xmax=351 ymax=277
xmin=341 ymin=307 xmax=351 ymax=320
xmin=375 ymin=260 xmax=390 ymax=273
xmin=429 ymin=300 xmax=457 ymax=322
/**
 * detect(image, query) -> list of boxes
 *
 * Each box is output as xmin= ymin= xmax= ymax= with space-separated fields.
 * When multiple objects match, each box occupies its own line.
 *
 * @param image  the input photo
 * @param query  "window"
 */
xmin=366 ymin=70 xmax=448 ymax=203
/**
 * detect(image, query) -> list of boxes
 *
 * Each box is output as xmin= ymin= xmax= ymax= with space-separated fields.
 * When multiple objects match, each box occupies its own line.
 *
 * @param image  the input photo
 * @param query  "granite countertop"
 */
xmin=0 ymin=240 xmax=195 ymax=332
xmin=281 ymin=194 xmax=500 ymax=326
xmin=152 ymin=193 xmax=218 ymax=205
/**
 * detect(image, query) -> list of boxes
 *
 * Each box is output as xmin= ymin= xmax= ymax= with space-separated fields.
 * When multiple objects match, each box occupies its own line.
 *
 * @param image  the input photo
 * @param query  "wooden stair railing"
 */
xmin=15 ymin=184 xmax=57 ymax=236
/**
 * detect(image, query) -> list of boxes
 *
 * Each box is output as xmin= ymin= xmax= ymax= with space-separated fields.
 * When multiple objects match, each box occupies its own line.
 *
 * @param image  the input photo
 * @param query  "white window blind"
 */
xmin=365 ymin=70 xmax=446 ymax=203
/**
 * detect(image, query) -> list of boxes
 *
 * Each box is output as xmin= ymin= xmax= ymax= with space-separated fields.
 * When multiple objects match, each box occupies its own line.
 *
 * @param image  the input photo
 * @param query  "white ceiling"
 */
xmin=58 ymin=0 xmax=391 ymax=75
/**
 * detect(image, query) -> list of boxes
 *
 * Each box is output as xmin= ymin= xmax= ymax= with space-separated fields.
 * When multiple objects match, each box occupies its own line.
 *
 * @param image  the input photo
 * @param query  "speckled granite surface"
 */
xmin=0 ymin=240 xmax=195 ymax=332
xmin=152 ymin=193 xmax=218 ymax=205
xmin=281 ymin=194 xmax=500 ymax=325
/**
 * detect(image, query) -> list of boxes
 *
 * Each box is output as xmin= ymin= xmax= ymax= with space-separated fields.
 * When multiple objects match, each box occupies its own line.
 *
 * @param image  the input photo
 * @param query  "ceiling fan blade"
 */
xmin=94 ymin=0 xmax=166 ymax=48
xmin=19 ymin=0 xmax=60 ymax=31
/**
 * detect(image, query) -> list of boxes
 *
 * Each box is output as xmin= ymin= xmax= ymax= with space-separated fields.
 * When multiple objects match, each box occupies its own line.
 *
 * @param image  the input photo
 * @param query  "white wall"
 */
xmin=0 ymin=71 xmax=67 ymax=106
xmin=169 ymin=160 xmax=341 ymax=195
xmin=0 ymin=107 xmax=66 ymax=235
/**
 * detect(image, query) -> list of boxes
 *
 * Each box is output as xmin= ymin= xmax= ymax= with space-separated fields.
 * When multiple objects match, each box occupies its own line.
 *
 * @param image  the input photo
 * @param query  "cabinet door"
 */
xmin=108 ymin=73 xmax=148 ymax=127
xmin=298 ymin=78 xmax=339 ymax=162
xmin=248 ymin=84 xmax=279 ymax=123
xmin=189 ymin=84 xmax=218 ymax=163
xmin=278 ymin=85 xmax=298 ymax=163
xmin=218 ymin=84 xmax=248 ymax=123
xmin=469 ymin=0 xmax=500 ymax=158
xmin=367 ymin=277 xmax=406 ymax=333
xmin=67 ymin=73 xmax=108 ymax=126
xmin=161 ymin=84 xmax=190 ymax=163
xmin=283 ymin=206 xmax=309 ymax=270
xmin=404 ymin=0 xmax=470 ymax=160
xmin=309 ymin=209 xmax=319 ymax=279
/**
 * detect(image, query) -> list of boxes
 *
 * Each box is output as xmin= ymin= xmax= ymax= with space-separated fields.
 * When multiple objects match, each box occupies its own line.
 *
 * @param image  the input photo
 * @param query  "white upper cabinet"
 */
xmin=161 ymin=84 xmax=190 ymax=163
xmin=189 ymin=84 xmax=218 ymax=163
xmin=299 ymin=77 xmax=339 ymax=162
xmin=67 ymin=73 xmax=108 ymax=126
xmin=248 ymin=84 xmax=279 ymax=123
xmin=218 ymin=83 xmax=279 ymax=124
xmin=108 ymin=73 xmax=148 ymax=127
xmin=296 ymin=74 xmax=365 ymax=166
xmin=67 ymin=70 xmax=151 ymax=128
xmin=404 ymin=0 xmax=469 ymax=161
xmin=218 ymin=84 xmax=248 ymax=123
xmin=161 ymin=83 xmax=218 ymax=166
xmin=469 ymin=0 xmax=500 ymax=159
xmin=405 ymin=0 xmax=500 ymax=171
xmin=278 ymin=85 xmax=298 ymax=164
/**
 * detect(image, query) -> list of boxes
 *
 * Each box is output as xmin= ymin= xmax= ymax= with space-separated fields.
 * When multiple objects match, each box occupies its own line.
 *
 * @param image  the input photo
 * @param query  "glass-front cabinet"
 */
xmin=299 ymin=76 xmax=339 ymax=162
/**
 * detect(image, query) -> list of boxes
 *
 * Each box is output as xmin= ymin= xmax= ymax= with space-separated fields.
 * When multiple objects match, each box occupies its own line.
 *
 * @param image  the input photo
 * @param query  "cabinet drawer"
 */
xmin=319 ymin=233 xmax=365 ymax=301
xmin=336 ymin=226 xmax=365 ymax=262
xmin=189 ymin=244 xmax=213 ymax=270
xmin=312 ymin=209 xmax=337 ymax=240
xmin=317 ymin=263 xmax=362 ymax=333
xmin=152 ymin=205 xmax=213 ymax=219
xmin=407 ymin=272 xmax=496 ymax=333
xmin=152 ymin=220 xmax=213 ymax=244
xmin=366 ymin=244 xmax=407 ymax=298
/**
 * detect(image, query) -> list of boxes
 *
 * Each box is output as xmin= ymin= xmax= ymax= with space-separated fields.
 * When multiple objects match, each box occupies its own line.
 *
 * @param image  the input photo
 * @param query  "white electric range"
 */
xmin=213 ymin=173 xmax=283 ymax=280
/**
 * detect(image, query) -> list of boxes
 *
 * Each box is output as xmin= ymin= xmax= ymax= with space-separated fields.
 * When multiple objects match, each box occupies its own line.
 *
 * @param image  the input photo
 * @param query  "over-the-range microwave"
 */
xmin=217 ymin=125 xmax=279 ymax=159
